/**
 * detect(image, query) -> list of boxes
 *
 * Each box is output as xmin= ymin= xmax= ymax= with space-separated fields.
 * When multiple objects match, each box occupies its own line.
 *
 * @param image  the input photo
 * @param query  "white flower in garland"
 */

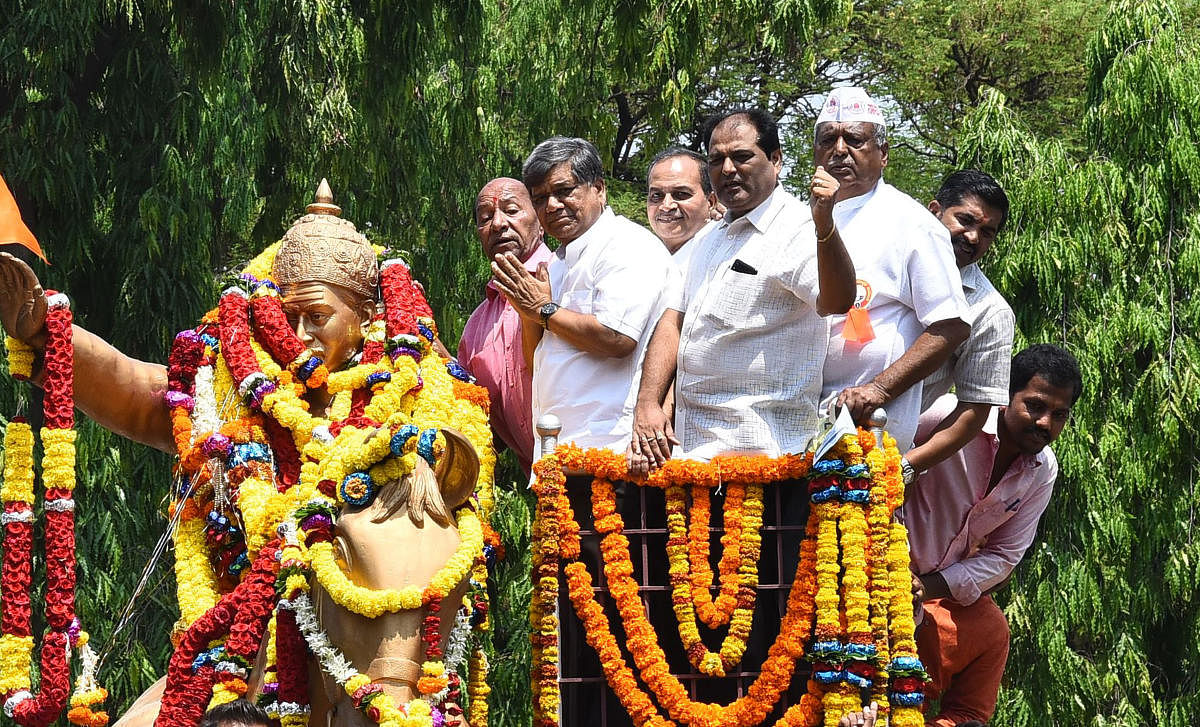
xmin=192 ymin=365 xmax=220 ymax=440
xmin=430 ymin=606 xmax=473 ymax=704
xmin=288 ymin=594 xmax=358 ymax=685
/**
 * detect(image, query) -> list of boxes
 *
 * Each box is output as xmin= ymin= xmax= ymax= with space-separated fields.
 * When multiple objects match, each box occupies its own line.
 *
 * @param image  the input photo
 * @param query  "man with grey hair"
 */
xmin=814 ymin=86 xmax=970 ymax=455
xmin=492 ymin=137 xmax=680 ymax=727
xmin=492 ymin=136 xmax=678 ymax=456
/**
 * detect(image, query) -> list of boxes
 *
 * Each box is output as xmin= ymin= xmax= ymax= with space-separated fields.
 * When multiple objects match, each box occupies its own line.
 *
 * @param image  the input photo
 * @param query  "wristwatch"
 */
xmin=900 ymin=456 xmax=917 ymax=486
xmin=539 ymin=302 xmax=561 ymax=329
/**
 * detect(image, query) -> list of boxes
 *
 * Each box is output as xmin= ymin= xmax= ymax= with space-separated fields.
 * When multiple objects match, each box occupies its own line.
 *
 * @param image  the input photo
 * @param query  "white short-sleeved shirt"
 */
xmin=667 ymin=186 xmax=825 ymax=460
xmin=532 ymin=207 xmax=680 ymax=455
xmin=921 ymin=263 xmax=1015 ymax=410
xmin=821 ymin=180 xmax=968 ymax=451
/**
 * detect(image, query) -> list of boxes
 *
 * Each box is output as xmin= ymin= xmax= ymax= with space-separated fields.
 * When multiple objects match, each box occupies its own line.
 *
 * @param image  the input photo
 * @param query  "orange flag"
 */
xmin=0 ymin=174 xmax=48 ymax=263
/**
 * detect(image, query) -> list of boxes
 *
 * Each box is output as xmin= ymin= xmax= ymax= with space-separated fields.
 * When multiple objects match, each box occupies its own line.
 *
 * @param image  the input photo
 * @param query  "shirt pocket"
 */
xmin=705 ymin=267 xmax=767 ymax=328
xmin=559 ymin=287 xmax=594 ymax=315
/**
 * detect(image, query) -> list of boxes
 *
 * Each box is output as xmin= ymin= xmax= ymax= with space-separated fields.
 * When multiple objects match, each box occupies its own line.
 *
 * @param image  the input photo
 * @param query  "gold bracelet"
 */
xmin=816 ymin=226 xmax=838 ymax=245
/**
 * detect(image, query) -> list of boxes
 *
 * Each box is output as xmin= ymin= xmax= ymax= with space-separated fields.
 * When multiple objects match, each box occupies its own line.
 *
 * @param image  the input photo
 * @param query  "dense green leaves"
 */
xmin=2 ymin=0 xmax=1197 ymax=724
xmin=960 ymin=2 xmax=1200 ymax=723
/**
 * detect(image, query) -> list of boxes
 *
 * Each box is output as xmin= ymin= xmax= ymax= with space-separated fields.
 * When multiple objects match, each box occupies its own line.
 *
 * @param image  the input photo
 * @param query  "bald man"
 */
xmin=458 ymin=177 xmax=553 ymax=472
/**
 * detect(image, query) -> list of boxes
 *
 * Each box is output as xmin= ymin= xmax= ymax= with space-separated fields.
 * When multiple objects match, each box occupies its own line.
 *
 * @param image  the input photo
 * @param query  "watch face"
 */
xmin=541 ymin=303 xmax=558 ymax=316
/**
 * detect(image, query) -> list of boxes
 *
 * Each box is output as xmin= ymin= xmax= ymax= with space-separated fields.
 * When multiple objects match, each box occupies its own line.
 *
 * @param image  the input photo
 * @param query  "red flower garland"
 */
xmin=5 ymin=300 xmax=78 ymax=727
xmin=274 ymin=609 xmax=309 ymax=715
xmin=249 ymin=293 xmax=328 ymax=388
xmin=381 ymin=263 xmax=420 ymax=338
xmin=217 ymin=291 xmax=261 ymax=388
xmin=153 ymin=541 xmax=281 ymax=727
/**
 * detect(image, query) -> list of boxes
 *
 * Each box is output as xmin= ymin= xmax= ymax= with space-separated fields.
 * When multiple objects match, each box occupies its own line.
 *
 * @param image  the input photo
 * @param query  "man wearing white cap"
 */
xmin=815 ymin=86 xmax=970 ymax=454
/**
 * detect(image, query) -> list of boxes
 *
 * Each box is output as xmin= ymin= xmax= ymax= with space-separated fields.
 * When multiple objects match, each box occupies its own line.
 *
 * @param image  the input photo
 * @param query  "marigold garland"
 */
xmin=663 ymin=484 xmax=762 ymax=676
xmin=688 ymin=485 xmax=743 ymax=629
xmin=531 ymin=430 xmax=922 ymax=727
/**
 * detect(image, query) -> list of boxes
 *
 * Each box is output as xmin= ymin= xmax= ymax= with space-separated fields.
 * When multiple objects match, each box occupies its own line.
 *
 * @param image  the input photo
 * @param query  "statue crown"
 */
xmin=272 ymin=179 xmax=379 ymax=299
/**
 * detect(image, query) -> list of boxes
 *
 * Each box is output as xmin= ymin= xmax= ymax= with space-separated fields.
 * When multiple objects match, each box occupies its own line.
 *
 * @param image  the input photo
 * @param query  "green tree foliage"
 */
xmin=957 ymin=1 xmax=1200 ymax=723
xmin=0 ymin=1 xmax=848 ymax=722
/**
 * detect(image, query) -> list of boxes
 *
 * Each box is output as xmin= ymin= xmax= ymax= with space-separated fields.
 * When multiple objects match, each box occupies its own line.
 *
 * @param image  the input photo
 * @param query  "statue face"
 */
xmin=281 ymin=281 xmax=372 ymax=371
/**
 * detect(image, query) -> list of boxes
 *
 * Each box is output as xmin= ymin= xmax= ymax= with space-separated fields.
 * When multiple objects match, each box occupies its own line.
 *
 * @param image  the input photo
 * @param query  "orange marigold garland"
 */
xmin=687 ymin=485 xmax=742 ymax=629
xmin=864 ymin=436 xmax=894 ymax=712
xmin=664 ymin=483 xmax=762 ymax=676
xmin=532 ymin=427 xmax=922 ymax=727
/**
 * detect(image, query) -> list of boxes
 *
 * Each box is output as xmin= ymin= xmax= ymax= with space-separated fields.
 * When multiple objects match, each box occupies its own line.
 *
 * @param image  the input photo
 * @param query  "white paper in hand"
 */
xmin=808 ymin=405 xmax=858 ymax=463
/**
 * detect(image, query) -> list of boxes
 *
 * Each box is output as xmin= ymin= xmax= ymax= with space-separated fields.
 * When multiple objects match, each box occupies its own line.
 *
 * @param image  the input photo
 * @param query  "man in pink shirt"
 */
xmin=458 ymin=177 xmax=553 ymax=473
xmin=905 ymin=344 xmax=1082 ymax=726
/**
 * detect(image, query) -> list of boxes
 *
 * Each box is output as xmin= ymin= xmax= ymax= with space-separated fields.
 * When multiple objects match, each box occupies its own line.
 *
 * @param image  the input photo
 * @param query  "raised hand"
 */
xmin=0 ymin=251 xmax=48 ymax=347
xmin=490 ymin=252 xmax=551 ymax=321
xmin=809 ymin=165 xmax=841 ymax=234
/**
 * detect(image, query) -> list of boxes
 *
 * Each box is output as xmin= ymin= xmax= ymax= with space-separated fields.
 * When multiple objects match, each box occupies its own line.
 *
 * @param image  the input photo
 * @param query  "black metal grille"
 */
xmin=558 ymin=478 xmax=812 ymax=727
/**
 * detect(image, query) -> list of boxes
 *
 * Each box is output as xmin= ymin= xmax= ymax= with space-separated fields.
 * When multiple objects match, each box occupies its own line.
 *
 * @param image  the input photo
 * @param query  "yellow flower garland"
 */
xmin=4 ymin=336 xmax=34 ymax=379
xmin=309 ymin=508 xmax=484 ymax=618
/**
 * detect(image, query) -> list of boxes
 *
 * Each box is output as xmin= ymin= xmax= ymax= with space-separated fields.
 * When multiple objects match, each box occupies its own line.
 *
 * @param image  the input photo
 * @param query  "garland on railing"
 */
xmin=530 ymin=430 xmax=926 ymax=727
xmin=0 ymin=295 xmax=110 ymax=727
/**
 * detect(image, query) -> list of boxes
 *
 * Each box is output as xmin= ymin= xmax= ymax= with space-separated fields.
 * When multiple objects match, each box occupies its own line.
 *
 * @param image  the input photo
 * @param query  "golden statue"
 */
xmin=0 ymin=181 xmax=496 ymax=727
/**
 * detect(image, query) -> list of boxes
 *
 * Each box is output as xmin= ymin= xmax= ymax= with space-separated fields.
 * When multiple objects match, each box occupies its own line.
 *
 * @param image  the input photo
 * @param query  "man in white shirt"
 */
xmin=645 ymin=147 xmax=718 ymax=271
xmin=491 ymin=136 xmax=681 ymax=727
xmin=491 ymin=136 xmax=679 ymax=457
xmin=628 ymin=108 xmax=856 ymax=466
xmin=815 ymin=87 xmax=970 ymax=452
xmin=905 ymin=170 xmax=1016 ymax=476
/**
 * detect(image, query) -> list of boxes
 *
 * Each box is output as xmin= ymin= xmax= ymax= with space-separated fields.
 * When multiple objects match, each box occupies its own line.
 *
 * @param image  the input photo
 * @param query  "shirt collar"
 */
xmin=960 ymin=262 xmax=983 ymax=293
xmin=832 ymin=176 xmax=884 ymax=217
xmin=558 ymin=207 xmax=616 ymax=265
xmin=721 ymin=185 xmax=788 ymax=234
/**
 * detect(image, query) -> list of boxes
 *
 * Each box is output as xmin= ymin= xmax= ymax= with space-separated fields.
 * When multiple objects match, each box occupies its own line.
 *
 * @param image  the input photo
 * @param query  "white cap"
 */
xmin=815 ymin=87 xmax=886 ymax=130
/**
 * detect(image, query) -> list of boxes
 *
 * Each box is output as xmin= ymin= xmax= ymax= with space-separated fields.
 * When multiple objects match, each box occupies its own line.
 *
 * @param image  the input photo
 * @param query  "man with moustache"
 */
xmin=491 ymin=137 xmax=679 ymax=727
xmin=906 ymin=344 xmax=1082 ymax=726
xmin=491 ymin=136 xmax=677 ymax=457
xmin=624 ymin=107 xmax=855 ymax=713
xmin=905 ymin=170 xmax=1015 ymax=475
xmin=645 ymin=147 xmax=718 ymax=269
xmin=815 ymin=86 xmax=969 ymax=455
xmin=457 ymin=177 xmax=553 ymax=474
xmin=629 ymin=108 xmax=855 ymax=468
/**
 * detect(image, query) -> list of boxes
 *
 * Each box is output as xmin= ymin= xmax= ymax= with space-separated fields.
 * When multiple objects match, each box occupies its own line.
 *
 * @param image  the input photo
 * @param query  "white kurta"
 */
xmin=532 ymin=207 xmax=680 ymax=456
xmin=821 ymin=179 xmax=968 ymax=451
xmin=668 ymin=186 xmax=825 ymax=460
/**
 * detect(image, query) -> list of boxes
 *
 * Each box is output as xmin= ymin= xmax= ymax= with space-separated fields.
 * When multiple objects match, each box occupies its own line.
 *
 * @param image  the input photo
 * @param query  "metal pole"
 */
xmin=868 ymin=407 xmax=888 ymax=449
xmin=536 ymin=413 xmax=562 ymax=456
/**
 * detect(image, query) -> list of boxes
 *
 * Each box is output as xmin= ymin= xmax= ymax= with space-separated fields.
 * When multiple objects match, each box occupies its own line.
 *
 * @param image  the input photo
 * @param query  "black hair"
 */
xmin=647 ymin=147 xmax=712 ymax=195
xmin=935 ymin=169 xmax=1010 ymax=230
xmin=198 ymin=700 xmax=272 ymax=727
xmin=701 ymin=108 xmax=781 ymax=156
xmin=1010 ymin=344 xmax=1083 ymax=404
xmin=522 ymin=136 xmax=605 ymax=189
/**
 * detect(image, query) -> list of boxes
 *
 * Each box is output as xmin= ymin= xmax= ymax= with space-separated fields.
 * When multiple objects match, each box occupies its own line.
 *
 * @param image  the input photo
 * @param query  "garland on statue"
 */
xmin=156 ymin=243 xmax=497 ymax=726
xmin=0 ymin=295 xmax=110 ymax=727
xmin=530 ymin=431 xmax=926 ymax=727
